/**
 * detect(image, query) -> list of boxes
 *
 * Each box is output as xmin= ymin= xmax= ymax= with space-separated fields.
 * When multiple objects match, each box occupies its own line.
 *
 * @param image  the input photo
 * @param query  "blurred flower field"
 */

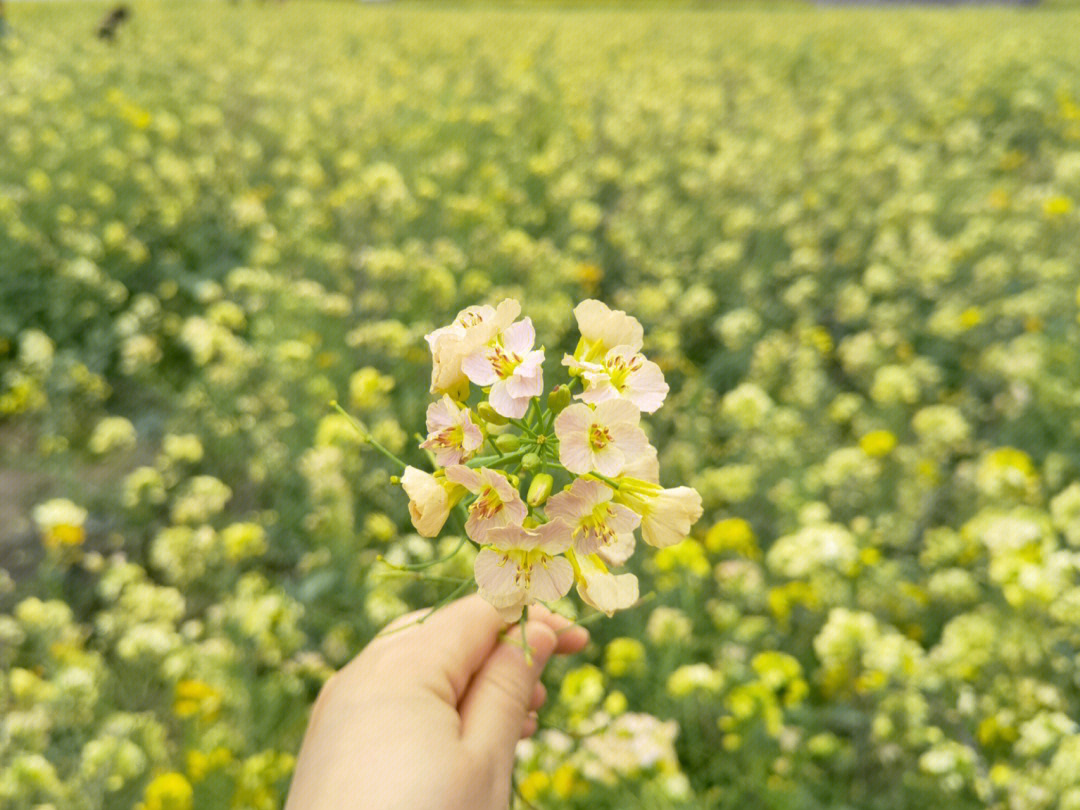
xmin=4 ymin=1 xmax=1080 ymax=808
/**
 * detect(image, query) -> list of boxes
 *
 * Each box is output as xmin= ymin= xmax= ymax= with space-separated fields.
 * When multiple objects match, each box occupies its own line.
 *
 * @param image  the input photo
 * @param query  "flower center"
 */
xmin=605 ymin=353 xmax=642 ymax=392
xmin=499 ymin=548 xmax=550 ymax=587
xmin=490 ymin=343 xmax=522 ymax=379
xmin=432 ymin=425 xmax=464 ymax=449
xmin=589 ymin=423 xmax=613 ymax=450
xmin=473 ymin=485 xmax=504 ymax=519
xmin=577 ymin=504 xmax=617 ymax=546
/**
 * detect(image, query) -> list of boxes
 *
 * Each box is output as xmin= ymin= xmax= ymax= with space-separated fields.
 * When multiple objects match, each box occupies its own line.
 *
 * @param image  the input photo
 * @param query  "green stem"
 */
xmin=376 ymin=571 xmax=471 ymax=585
xmin=376 ymin=534 xmax=468 ymax=571
xmin=509 ymin=418 xmax=537 ymax=438
xmin=374 ymin=578 xmax=476 ymax=640
xmin=331 ymin=401 xmax=408 ymax=470
xmin=467 ymin=448 xmax=529 ymax=468
xmin=588 ymin=471 xmax=621 ymax=489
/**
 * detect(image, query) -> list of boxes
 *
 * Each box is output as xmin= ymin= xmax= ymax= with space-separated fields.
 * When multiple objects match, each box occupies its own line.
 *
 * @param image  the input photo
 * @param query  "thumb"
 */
xmin=459 ymin=620 xmax=558 ymax=766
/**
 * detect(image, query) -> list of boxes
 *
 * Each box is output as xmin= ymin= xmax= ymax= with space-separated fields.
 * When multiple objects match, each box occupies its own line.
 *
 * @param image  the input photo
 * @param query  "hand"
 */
xmin=284 ymin=595 xmax=590 ymax=810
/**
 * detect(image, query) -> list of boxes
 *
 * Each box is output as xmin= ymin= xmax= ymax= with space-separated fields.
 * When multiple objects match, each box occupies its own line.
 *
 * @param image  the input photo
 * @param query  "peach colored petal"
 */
xmin=610 ymin=424 xmax=652 ymax=464
xmin=577 ymin=556 xmax=639 ymax=616
xmin=529 ymin=556 xmax=574 ymax=602
xmin=555 ymin=404 xmax=593 ymax=474
xmin=594 ymin=397 xmax=640 ymax=428
xmin=462 ymin=352 xmax=498 ymax=386
xmin=444 ymin=464 xmax=482 ymax=493
xmin=488 ymin=380 xmax=530 ymax=419
xmin=640 ymin=486 xmax=703 ymax=548
xmin=401 ymin=466 xmax=450 ymax=538
xmin=501 ymin=317 xmax=535 ymax=355
xmin=590 ymin=442 xmax=623 ymax=478
xmin=474 ymin=548 xmax=519 ymax=597
xmin=598 ymin=532 xmax=636 ymax=567
xmin=574 ymin=300 xmax=643 ymax=353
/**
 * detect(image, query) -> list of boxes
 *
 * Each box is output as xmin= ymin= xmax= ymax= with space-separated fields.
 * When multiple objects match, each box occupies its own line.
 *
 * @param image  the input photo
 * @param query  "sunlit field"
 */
xmin=4 ymin=1 xmax=1080 ymax=808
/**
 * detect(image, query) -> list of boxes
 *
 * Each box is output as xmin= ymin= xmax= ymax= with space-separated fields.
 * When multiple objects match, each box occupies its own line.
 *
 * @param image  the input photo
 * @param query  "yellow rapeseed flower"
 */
xmin=704 ymin=518 xmax=758 ymax=557
xmin=139 ymin=773 xmax=193 ymax=810
xmin=859 ymin=430 xmax=898 ymax=458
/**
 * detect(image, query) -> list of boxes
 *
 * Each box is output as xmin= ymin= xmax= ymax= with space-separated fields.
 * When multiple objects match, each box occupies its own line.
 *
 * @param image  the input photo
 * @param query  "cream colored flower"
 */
xmin=554 ymin=399 xmax=651 ymax=477
xmin=571 ymin=299 xmax=644 ymax=362
xmin=614 ymin=481 xmax=703 ymax=548
xmin=420 ymin=395 xmax=484 ymax=466
xmin=401 ymin=466 xmax=457 ymax=538
xmin=474 ymin=522 xmax=574 ymax=622
xmin=445 ymin=465 xmax=528 ymax=542
xmin=575 ymin=554 xmax=639 ymax=616
xmin=545 ymin=478 xmax=640 ymax=556
xmin=425 ymin=299 xmax=520 ymax=397
xmin=461 ymin=315 xmax=545 ymax=419
xmin=566 ymin=344 xmax=669 ymax=414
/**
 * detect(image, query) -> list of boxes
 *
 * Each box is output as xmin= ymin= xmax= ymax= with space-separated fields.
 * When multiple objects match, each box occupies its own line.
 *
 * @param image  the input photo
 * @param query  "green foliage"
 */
xmin=3 ymin=2 xmax=1080 ymax=808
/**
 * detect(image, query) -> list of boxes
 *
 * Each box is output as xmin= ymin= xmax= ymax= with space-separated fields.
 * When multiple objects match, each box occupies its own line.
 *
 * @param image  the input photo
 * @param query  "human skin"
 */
xmin=284 ymin=595 xmax=590 ymax=810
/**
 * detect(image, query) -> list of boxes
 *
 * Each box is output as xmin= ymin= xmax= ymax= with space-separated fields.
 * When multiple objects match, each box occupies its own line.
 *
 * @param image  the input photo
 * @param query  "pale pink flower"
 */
xmin=474 ymin=522 xmax=574 ymax=622
xmin=572 ymin=299 xmax=644 ymax=361
xmin=425 ymin=300 xmax=521 ymax=397
xmin=419 ymin=395 xmax=484 ymax=466
xmin=575 ymin=554 xmax=639 ymax=617
xmin=554 ymin=399 xmax=651 ymax=477
xmin=613 ymin=481 xmax=703 ymax=548
xmin=597 ymin=531 xmax=636 ymax=567
xmin=401 ymin=466 xmax=459 ymax=538
xmin=445 ymin=465 xmax=527 ymax=542
xmin=545 ymin=478 xmax=640 ymax=557
xmin=461 ymin=317 xmax=544 ymax=419
xmin=565 ymin=344 xmax=669 ymax=414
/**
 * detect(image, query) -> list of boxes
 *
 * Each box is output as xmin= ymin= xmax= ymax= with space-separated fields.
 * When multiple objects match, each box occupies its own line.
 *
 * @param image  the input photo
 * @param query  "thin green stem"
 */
xmin=375 ymin=571 xmax=471 ymax=585
xmin=467 ymin=448 xmax=529 ymax=468
xmin=376 ymin=534 xmax=468 ymax=571
xmin=509 ymin=418 xmax=538 ymax=438
xmin=331 ymin=401 xmax=408 ymax=470
xmin=373 ymin=578 xmax=475 ymax=640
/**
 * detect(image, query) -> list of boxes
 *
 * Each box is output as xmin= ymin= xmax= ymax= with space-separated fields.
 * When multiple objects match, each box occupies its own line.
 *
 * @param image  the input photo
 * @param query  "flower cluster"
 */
xmin=400 ymin=299 xmax=702 ymax=622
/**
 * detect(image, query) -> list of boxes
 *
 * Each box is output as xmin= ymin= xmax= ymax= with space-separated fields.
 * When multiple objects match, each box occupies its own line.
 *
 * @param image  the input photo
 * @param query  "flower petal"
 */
xmin=462 ymin=352 xmax=499 ymax=386
xmin=474 ymin=548 xmax=520 ymax=597
xmin=529 ymin=555 xmax=574 ymax=602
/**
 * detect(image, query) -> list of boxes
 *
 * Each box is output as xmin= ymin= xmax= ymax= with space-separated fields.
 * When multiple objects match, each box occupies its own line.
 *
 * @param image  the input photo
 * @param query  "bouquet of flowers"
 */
xmin=345 ymin=298 xmax=702 ymax=625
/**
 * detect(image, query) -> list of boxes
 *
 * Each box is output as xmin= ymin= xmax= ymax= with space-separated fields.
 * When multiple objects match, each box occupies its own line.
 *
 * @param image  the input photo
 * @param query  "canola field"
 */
xmin=4 ymin=2 xmax=1080 ymax=808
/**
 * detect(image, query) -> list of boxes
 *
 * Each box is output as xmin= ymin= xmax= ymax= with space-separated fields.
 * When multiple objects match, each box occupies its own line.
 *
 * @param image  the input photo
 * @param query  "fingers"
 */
xmin=525 ymin=603 xmax=591 ymax=654
xmin=529 ymin=681 xmax=547 ymax=712
xmin=365 ymin=597 xmax=590 ymax=707
xmin=459 ymin=620 xmax=558 ymax=770
xmin=521 ymin=711 xmax=539 ymax=739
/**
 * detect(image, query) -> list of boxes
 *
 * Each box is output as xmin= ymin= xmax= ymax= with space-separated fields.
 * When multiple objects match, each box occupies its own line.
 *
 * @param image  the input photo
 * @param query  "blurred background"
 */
xmin=3 ymin=1 xmax=1080 ymax=808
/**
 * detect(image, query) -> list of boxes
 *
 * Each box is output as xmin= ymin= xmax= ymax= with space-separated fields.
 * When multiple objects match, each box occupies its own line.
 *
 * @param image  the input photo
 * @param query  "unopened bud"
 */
xmin=527 ymin=473 xmax=554 ymax=507
xmin=508 ymin=474 xmax=521 ymax=488
xmin=390 ymin=475 xmax=400 ymax=484
xmin=477 ymin=402 xmax=508 ymax=426
xmin=494 ymin=433 xmax=520 ymax=453
xmin=521 ymin=452 xmax=541 ymax=471
xmin=547 ymin=385 xmax=572 ymax=414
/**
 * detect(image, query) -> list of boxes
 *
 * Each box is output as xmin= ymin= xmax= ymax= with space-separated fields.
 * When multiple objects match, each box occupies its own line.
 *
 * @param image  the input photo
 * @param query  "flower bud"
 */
xmin=477 ymin=402 xmax=508 ymax=426
xmin=548 ymin=385 xmax=572 ymax=414
xmin=494 ymin=433 xmax=520 ymax=453
xmin=521 ymin=452 xmax=541 ymax=471
xmin=527 ymin=473 xmax=554 ymax=507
